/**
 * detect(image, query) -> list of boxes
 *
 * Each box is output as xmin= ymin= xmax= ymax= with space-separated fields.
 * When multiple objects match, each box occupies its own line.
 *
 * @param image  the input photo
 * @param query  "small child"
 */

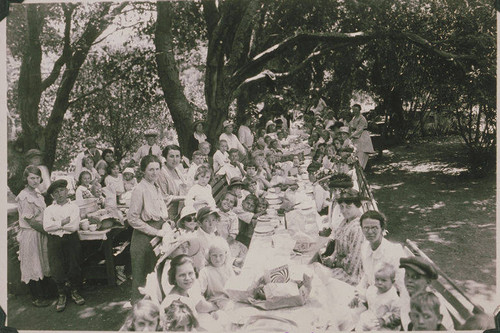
xmin=186 ymin=150 xmax=205 ymax=187
xmin=43 ymin=179 xmax=84 ymax=312
xmin=104 ymin=161 xmax=125 ymax=195
xmin=352 ymin=262 xmax=401 ymax=331
xmin=408 ymin=292 xmax=445 ymax=331
xmin=184 ymin=165 xmax=216 ymax=211
xmin=227 ymin=177 xmax=245 ymax=208
xmin=120 ymin=167 xmax=137 ymax=206
xmin=193 ymin=207 xmax=222 ymax=271
xmin=120 ymin=299 xmax=160 ymax=331
xmin=216 ymin=148 xmax=245 ymax=183
xmin=75 ymin=171 xmax=94 ymax=201
xmin=176 ymin=206 xmax=198 ymax=232
xmin=213 ymin=139 xmax=230 ymax=173
xmin=122 ymin=168 xmax=138 ymax=192
xmin=234 ymin=194 xmax=264 ymax=247
xmin=198 ymin=238 xmax=235 ymax=310
xmin=270 ymin=166 xmax=287 ymax=187
xmin=287 ymin=155 xmax=301 ymax=177
xmin=216 ymin=191 xmax=238 ymax=242
xmin=77 ymin=155 xmax=100 ymax=181
xmin=244 ymin=160 xmax=270 ymax=192
xmin=162 ymin=300 xmax=199 ymax=332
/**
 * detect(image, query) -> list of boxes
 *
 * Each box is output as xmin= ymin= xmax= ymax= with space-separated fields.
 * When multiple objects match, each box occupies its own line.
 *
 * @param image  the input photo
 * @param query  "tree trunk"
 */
xmin=17 ymin=5 xmax=45 ymax=152
xmin=16 ymin=3 xmax=125 ymax=171
xmin=155 ymin=1 xmax=196 ymax=157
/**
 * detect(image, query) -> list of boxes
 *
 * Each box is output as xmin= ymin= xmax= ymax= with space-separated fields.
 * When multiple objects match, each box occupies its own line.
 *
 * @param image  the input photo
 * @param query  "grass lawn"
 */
xmin=367 ymin=135 xmax=496 ymax=311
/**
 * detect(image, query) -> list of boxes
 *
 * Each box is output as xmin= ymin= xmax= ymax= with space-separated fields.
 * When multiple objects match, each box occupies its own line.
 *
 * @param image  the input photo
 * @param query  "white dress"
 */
xmin=16 ymin=188 xmax=51 ymax=283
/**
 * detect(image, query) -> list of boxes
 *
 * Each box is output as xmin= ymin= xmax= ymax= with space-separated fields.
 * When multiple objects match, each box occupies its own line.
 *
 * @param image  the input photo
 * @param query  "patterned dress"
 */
xmin=327 ymin=216 xmax=364 ymax=286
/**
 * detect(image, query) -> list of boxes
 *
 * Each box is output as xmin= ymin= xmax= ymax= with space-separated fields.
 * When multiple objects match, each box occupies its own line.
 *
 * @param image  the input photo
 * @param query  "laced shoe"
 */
xmin=56 ymin=294 xmax=67 ymax=312
xmin=70 ymin=289 xmax=85 ymax=305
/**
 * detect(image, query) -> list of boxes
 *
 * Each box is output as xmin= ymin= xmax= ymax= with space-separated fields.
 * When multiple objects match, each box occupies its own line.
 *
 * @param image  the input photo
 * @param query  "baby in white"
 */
xmin=352 ymin=262 xmax=401 ymax=331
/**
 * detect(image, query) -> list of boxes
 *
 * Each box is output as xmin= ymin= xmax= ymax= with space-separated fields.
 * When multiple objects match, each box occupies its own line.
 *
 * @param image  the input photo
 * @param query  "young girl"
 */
xmin=244 ymin=160 xmax=270 ymax=192
xmin=213 ymin=139 xmax=230 ymax=173
xmin=193 ymin=207 xmax=221 ymax=271
xmin=104 ymin=161 xmax=125 ymax=195
xmin=161 ymin=255 xmax=218 ymax=316
xmin=198 ymin=238 xmax=235 ymax=310
xmin=177 ymin=206 xmax=198 ymax=232
xmin=163 ymin=300 xmax=199 ymax=332
xmin=16 ymin=165 xmax=51 ymax=307
xmin=75 ymin=171 xmax=94 ymax=201
xmin=120 ymin=299 xmax=160 ymax=331
xmin=184 ymin=165 xmax=216 ymax=211
xmin=352 ymin=262 xmax=401 ymax=331
xmin=234 ymin=194 xmax=264 ymax=247
xmin=77 ymin=155 xmax=100 ymax=181
xmin=216 ymin=191 xmax=238 ymax=243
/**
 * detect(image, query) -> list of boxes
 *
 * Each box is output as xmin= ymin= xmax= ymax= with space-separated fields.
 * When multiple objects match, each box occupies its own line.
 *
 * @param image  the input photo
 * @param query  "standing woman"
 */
xmin=127 ymin=155 xmax=171 ymax=303
xmin=16 ymin=165 xmax=51 ymax=307
xmin=157 ymin=145 xmax=187 ymax=221
xmin=25 ymin=149 xmax=51 ymax=195
xmin=188 ymin=120 xmax=207 ymax=158
xmin=348 ymin=104 xmax=374 ymax=169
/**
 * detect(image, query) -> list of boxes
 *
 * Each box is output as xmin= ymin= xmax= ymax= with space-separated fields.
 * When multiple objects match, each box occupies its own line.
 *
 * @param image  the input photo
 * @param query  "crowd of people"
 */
xmin=13 ymin=102 xmax=491 ymax=331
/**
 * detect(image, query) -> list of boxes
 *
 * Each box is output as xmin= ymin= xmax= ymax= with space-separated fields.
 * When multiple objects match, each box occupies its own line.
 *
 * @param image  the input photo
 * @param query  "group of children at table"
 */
xmin=16 ymin=109 xmax=487 ymax=331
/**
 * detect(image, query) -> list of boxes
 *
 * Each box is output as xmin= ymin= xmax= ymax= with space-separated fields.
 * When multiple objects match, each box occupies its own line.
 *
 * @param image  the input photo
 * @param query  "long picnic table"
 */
xmin=223 ymin=151 xmax=361 ymax=331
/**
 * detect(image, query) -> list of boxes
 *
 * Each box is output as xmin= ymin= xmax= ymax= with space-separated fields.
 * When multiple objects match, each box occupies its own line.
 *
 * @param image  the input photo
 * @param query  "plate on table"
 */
xmin=266 ymin=193 xmax=280 ymax=200
xmin=257 ymin=216 xmax=272 ymax=222
xmin=254 ymin=224 xmax=275 ymax=235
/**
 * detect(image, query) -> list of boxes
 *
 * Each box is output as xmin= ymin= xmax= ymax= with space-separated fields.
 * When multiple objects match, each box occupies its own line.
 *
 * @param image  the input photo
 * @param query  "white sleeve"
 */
xmin=43 ymin=206 xmax=62 ymax=233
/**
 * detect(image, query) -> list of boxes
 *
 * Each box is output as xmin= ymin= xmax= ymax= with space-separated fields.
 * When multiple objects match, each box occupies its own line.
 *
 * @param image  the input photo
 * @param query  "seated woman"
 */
xmin=320 ymin=188 xmax=365 ymax=286
xmin=354 ymin=211 xmax=406 ymax=296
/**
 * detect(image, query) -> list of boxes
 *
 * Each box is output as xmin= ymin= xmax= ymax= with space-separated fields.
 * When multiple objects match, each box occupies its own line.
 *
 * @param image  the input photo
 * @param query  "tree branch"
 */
xmin=202 ymin=0 xmax=219 ymax=40
xmin=231 ymin=30 xmax=475 ymax=89
xmin=40 ymin=3 xmax=75 ymax=91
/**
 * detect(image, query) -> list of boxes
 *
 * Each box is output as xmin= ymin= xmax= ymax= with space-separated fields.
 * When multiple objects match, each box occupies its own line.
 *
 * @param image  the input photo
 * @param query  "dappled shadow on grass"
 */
xmin=8 ymin=281 xmax=132 ymax=331
xmin=366 ymin=136 xmax=496 ymax=302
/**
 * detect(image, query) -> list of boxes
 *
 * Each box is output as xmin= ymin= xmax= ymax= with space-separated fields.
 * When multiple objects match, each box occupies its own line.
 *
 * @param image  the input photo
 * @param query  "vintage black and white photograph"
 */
xmin=3 ymin=0 xmax=497 ymax=331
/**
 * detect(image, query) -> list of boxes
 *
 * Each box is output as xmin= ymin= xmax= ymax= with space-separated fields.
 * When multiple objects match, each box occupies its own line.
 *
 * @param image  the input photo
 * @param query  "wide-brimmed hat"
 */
xmin=227 ymin=177 xmax=244 ymax=188
xmin=223 ymin=120 xmax=234 ymax=128
xmin=122 ymin=167 xmax=135 ymax=175
xmin=196 ymin=206 xmax=220 ymax=222
xmin=47 ymin=179 xmax=68 ymax=196
xmin=158 ymin=232 xmax=201 ymax=261
xmin=265 ymin=120 xmax=276 ymax=129
xmin=178 ymin=206 xmax=197 ymax=222
xmin=400 ymin=256 xmax=438 ymax=280
xmin=25 ymin=149 xmax=43 ymax=159
xmin=145 ymin=129 xmax=159 ymax=137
